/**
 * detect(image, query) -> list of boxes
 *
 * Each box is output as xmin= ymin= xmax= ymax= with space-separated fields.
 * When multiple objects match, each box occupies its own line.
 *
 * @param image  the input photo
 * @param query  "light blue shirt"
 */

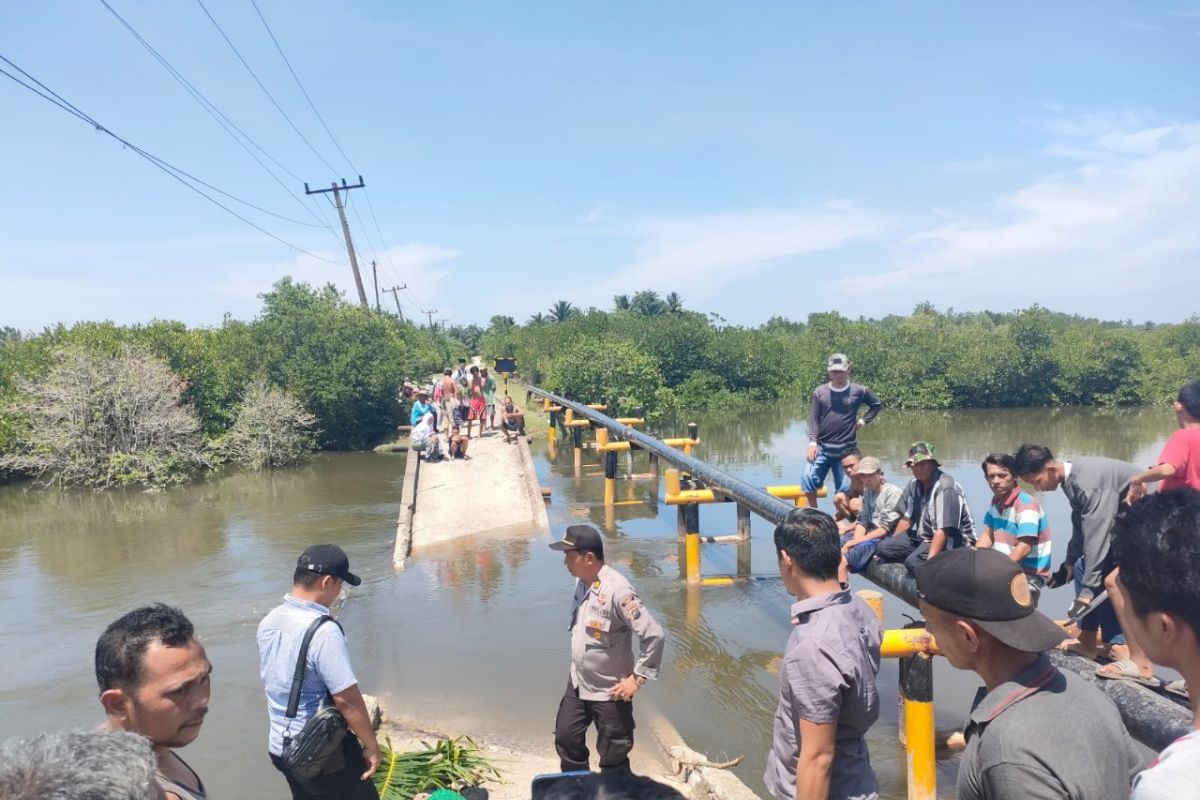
xmin=410 ymin=400 xmax=433 ymax=426
xmin=256 ymin=595 xmax=358 ymax=755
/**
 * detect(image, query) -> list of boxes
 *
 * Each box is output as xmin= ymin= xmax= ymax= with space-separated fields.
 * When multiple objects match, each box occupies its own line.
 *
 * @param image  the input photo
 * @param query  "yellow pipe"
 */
xmin=613 ymin=417 xmax=645 ymax=426
xmin=598 ymin=441 xmax=632 ymax=452
xmin=587 ymin=403 xmax=608 ymax=410
xmin=904 ymin=698 xmax=937 ymax=800
xmin=595 ymin=428 xmax=609 ymax=449
xmin=765 ymin=485 xmax=828 ymax=499
xmin=701 ymin=576 xmax=737 ymax=586
xmin=665 ymin=489 xmax=718 ymax=505
xmin=566 ymin=419 xmax=592 ymax=428
xmin=564 ymin=408 xmax=574 ymax=425
xmin=604 ymin=477 xmax=616 ymax=506
xmin=662 ymin=437 xmax=702 ymax=448
xmin=857 ymin=590 xmax=884 ymax=625
xmin=881 ymin=629 xmax=940 ymax=658
xmin=683 ymin=442 xmax=693 ymax=457
xmin=665 ymin=468 xmax=681 ymax=496
xmin=548 ymin=424 xmax=556 ymax=446
xmin=685 ymin=532 xmax=701 ymax=585
xmin=542 ymin=397 xmax=551 ymax=411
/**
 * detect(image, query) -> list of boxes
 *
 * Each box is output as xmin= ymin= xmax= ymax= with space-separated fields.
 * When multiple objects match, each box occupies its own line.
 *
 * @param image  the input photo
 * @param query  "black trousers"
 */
xmin=269 ymin=735 xmax=379 ymax=800
xmin=554 ymin=681 xmax=636 ymax=773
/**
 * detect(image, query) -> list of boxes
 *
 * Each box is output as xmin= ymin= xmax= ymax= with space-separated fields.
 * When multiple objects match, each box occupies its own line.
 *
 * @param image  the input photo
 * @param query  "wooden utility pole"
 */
xmin=304 ymin=176 xmax=368 ymax=308
xmin=383 ymin=284 xmax=407 ymax=322
xmin=422 ymin=309 xmax=438 ymax=329
xmin=372 ymin=261 xmax=380 ymax=311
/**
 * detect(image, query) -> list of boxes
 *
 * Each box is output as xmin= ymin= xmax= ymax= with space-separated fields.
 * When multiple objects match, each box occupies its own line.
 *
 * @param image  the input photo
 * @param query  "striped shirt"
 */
xmin=983 ymin=489 xmax=1051 ymax=580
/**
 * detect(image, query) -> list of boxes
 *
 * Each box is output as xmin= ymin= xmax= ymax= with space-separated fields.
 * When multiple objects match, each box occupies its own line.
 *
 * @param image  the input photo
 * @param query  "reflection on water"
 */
xmin=0 ymin=406 xmax=1176 ymax=800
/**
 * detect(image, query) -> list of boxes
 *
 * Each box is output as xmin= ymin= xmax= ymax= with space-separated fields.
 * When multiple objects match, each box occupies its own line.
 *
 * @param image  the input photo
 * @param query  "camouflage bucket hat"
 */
xmin=904 ymin=441 xmax=939 ymax=467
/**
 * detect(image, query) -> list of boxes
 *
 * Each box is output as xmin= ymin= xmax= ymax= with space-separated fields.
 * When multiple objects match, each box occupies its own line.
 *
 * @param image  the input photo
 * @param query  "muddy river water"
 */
xmin=0 ymin=404 xmax=1175 ymax=798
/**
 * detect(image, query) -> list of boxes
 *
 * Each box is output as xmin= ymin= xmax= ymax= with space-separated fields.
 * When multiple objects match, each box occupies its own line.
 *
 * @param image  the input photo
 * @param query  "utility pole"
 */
xmin=422 ymin=309 xmax=438 ymax=329
xmin=371 ymin=261 xmax=380 ymax=312
xmin=304 ymin=176 xmax=368 ymax=308
xmin=383 ymin=284 xmax=407 ymax=322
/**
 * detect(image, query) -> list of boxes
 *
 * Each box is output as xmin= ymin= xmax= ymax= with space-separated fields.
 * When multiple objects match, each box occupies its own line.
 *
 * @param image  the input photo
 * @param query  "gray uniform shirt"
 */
xmin=899 ymin=469 xmax=976 ymax=545
xmin=764 ymin=590 xmax=883 ymax=800
xmin=1060 ymin=457 xmax=1138 ymax=595
xmin=957 ymin=653 xmax=1142 ymax=800
xmin=568 ymin=564 xmax=665 ymax=701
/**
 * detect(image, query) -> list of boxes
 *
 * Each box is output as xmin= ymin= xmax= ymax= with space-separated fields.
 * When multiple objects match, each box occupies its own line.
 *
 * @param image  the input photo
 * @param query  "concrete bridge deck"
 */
xmin=394 ymin=428 xmax=550 ymax=566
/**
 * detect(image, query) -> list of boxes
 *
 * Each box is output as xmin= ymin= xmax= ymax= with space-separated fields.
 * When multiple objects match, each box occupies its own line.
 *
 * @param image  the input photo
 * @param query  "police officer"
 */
xmin=550 ymin=525 xmax=665 ymax=774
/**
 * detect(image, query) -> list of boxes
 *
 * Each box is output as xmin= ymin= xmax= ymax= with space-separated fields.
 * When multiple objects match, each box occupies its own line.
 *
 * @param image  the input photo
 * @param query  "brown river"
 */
xmin=0 ymin=404 xmax=1176 ymax=798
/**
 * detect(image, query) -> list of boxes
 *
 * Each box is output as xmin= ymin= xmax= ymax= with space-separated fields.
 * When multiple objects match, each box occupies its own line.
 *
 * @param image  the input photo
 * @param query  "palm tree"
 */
xmin=527 ymin=312 xmax=549 ymax=326
xmin=665 ymin=292 xmax=684 ymax=313
xmin=548 ymin=300 xmax=578 ymax=322
xmin=630 ymin=290 xmax=665 ymax=316
xmin=613 ymin=294 xmax=631 ymax=311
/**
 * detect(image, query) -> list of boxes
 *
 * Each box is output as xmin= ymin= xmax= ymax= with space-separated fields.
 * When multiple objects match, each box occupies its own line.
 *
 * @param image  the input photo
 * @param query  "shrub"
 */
xmin=219 ymin=378 xmax=317 ymax=470
xmin=0 ymin=345 xmax=207 ymax=489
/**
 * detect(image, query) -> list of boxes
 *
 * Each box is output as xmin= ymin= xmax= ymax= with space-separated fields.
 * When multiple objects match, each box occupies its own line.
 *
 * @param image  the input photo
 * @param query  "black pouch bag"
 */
xmin=280 ymin=615 xmax=349 ymax=782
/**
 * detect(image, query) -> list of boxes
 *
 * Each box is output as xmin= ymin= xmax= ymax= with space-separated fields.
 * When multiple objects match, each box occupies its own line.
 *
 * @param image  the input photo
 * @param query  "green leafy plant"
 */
xmin=374 ymin=735 xmax=501 ymax=800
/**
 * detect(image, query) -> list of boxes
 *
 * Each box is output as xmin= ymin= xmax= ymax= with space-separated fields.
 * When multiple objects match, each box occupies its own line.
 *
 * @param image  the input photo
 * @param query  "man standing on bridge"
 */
xmin=802 ymin=354 xmax=882 ymax=510
xmin=550 ymin=525 xmax=665 ymax=775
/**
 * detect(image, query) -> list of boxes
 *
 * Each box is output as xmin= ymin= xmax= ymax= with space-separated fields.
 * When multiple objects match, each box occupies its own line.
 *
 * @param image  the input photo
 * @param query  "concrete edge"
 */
xmin=645 ymin=708 xmax=761 ymax=800
xmin=515 ymin=434 xmax=551 ymax=535
xmin=392 ymin=446 xmax=421 ymax=569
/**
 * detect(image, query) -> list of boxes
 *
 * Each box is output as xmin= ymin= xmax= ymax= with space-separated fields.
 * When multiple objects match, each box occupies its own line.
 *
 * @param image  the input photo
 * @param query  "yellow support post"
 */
xmin=665 ymin=468 xmax=681 ymax=497
xmin=604 ymin=451 xmax=617 ymax=506
xmin=881 ymin=629 xmax=939 ymax=658
xmin=547 ymin=409 xmax=557 ymax=446
xmin=595 ymin=428 xmax=609 ymax=449
xmin=857 ymin=590 xmax=884 ymax=625
xmin=684 ymin=504 xmax=701 ymax=585
xmin=901 ymin=653 xmax=936 ymax=800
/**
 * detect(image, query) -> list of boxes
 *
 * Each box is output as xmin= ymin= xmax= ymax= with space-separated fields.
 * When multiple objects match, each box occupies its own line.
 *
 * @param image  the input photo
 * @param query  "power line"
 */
xmin=193 ymin=0 xmax=339 ymax=175
xmin=97 ymin=0 xmax=342 ymax=242
xmin=249 ymin=0 xmax=357 ymax=174
xmin=0 ymin=53 xmax=344 ymax=265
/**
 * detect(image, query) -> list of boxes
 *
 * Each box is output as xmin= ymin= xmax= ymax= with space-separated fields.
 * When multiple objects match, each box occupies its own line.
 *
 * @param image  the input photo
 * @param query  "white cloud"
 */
xmin=603 ymin=204 xmax=887 ymax=294
xmin=839 ymin=115 xmax=1200 ymax=310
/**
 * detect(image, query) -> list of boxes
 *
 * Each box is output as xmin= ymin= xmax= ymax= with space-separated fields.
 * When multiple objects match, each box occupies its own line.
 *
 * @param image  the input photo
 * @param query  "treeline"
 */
xmin=477 ymin=296 xmax=1200 ymax=416
xmin=0 ymin=279 xmax=458 ymax=488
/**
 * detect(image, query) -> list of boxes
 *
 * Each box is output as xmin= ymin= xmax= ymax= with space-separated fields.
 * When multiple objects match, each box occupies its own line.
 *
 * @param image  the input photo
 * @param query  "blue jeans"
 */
xmin=801 ymin=444 xmax=853 ymax=495
xmin=840 ymin=533 xmax=878 ymax=573
xmin=1074 ymin=559 xmax=1124 ymax=645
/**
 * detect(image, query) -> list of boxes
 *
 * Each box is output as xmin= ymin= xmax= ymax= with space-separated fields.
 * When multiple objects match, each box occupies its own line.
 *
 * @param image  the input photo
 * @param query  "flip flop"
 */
xmin=1163 ymin=679 xmax=1189 ymax=700
xmin=1095 ymin=659 xmax=1162 ymax=688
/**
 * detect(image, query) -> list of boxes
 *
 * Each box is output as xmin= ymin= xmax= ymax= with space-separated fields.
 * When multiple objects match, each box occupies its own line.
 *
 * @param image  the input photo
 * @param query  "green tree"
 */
xmin=613 ymin=294 xmax=631 ymax=311
xmin=630 ymin=290 xmax=665 ymax=316
xmin=665 ymin=292 xmax=685 ymax=313
xmin=547 ymin=338 xmax=663 ymax=414
xmin=548 ymin=301 xmax=578 ymax=322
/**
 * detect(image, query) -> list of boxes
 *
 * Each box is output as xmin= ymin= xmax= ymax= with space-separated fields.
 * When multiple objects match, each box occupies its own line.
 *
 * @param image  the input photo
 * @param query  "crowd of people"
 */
xmin=407 ymin=361 xmax=529 ymax=461
xmin=1 ymin=352 xmax=1196 ymax=800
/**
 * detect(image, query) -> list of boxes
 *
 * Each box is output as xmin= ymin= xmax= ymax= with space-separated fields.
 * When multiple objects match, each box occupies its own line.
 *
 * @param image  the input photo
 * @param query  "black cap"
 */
xmin=297 ymin=544 xmax=361 ymax=586
xmin=549 ymin=525 xmax=603 ymax=554
xmin=915 ymin=548 xmax=1066 ymax=652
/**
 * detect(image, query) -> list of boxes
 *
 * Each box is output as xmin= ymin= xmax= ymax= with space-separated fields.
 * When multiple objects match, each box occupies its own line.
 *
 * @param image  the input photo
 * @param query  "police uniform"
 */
xmin=554 ymin=561 xmax=665 ymax=773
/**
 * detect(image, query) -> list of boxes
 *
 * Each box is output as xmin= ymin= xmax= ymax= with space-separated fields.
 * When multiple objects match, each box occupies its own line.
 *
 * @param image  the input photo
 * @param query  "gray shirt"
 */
xmin=568 ymin=564 xmax=665 ymax=701
xmin=1061 ymin=457 xmax=1138 ymax=595
xmin=899 ymin=469 xmax=976 ymax=545
xmin=806 ymin=382 xmax=882 ymax=450
xmin=957 ymin=653 xmax=1142 ymax=800
xmin=860 ymin=481 xmax=903 ymax=534
xmin=765 ymin=590 xmax=883 ymax=800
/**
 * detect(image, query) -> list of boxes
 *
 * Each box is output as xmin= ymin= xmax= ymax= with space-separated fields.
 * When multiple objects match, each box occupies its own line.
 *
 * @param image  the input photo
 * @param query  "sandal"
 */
xmin=1095 ymin=659 xmax=1162 ymax=688
xmin=1163 ymin=679 xmax=1189 ymax=700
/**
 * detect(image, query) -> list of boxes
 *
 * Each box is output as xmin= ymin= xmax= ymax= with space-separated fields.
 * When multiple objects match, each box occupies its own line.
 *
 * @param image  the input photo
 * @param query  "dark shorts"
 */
xmin=269 ymin=735 xmax=378 ymax=800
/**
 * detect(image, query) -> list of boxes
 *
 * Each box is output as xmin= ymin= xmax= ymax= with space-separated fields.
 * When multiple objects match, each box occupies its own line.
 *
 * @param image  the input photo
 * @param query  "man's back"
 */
xmin=257 ymin=597 xmax=358 ymax=756
xmin=958 ymin=659 xmax=1140 ymax=800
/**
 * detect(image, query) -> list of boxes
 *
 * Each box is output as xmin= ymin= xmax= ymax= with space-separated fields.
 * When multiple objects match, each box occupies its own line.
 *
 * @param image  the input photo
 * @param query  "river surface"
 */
xmin=0 ymin=405 xmax=1176 ymax=799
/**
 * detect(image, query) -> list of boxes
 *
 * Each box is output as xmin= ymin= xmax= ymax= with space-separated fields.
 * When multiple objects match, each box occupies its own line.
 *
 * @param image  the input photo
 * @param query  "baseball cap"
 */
xmin=916 ymin=548 xmax=1066 ymax=652
xmin=549 ymin=525 xmax=604 ymax=553
xmin=827 ymin=353 xmax=849 ymax=372
xmin=297 ymin=544 xmax=362 ymax=586
xmin=905 ymin=441 xmax=940 ymax=467
xmin=856 ymin=456 xmax=882 ymax=475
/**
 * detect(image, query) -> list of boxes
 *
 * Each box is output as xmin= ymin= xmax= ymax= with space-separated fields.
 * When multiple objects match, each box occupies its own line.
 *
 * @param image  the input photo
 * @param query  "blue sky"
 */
xmin=2 ymin=1 xmax=1198 ymax=330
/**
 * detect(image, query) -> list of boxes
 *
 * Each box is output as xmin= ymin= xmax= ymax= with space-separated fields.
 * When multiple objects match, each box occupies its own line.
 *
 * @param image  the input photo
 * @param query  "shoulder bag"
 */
xmin=280 ymin=615 xmax=349 ymax=782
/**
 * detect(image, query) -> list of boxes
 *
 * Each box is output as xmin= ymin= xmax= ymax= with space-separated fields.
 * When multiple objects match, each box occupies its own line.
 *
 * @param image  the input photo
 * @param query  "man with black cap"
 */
xmin=549 ymin=525 xmax=665 ymax=774
xmin=257 ymin=544 xmax=379 ymax=799
xmin=916 ymin=548 xmax=1141 ymax=800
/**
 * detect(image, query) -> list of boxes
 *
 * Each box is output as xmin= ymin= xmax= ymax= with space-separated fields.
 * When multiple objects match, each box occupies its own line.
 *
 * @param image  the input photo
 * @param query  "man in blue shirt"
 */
xmin=257 ymin=545 xmax=379 ymax=799
xmin=410 ymin=389 xmax=434 ymax=428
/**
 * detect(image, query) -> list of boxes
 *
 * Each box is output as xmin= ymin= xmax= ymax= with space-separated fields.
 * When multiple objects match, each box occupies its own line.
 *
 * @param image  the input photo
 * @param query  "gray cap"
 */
xmin=856 ymin=456 xmax=882 ymax=474
xmin=827 ymin=353 xmax=849 ymax=371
